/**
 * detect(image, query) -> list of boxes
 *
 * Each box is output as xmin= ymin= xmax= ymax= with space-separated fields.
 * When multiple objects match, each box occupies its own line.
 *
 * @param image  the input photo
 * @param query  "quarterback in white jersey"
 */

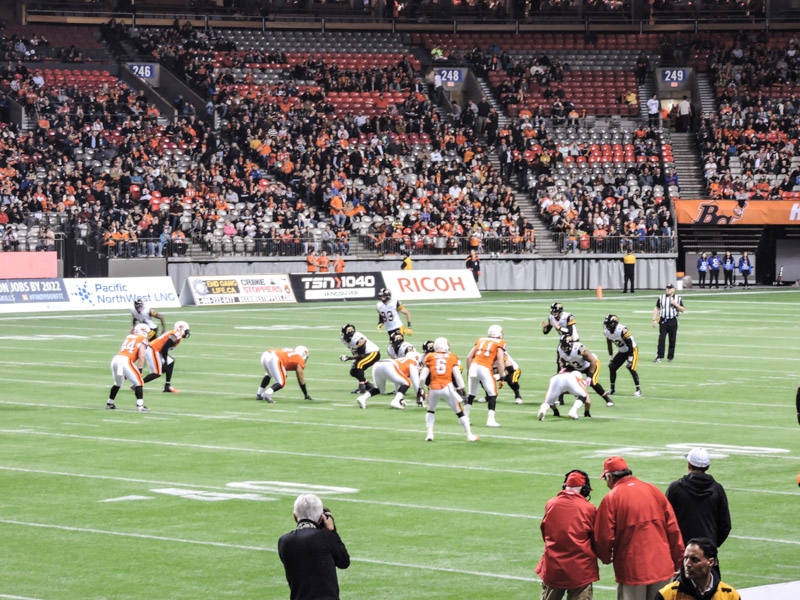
xmin=537 ymin=370 xmax=590 ymax=421
xmin=387 ymin=329 xmax=416 ymax=360
xmin=131 ymin=297 xmax=166 ymax=340
xmin=541 ymin=301 xmax=579 ymax=341
xmin=376 ymin=287 xmax=412 ymax=337
xmin=357 ymin=353 xmax=422 ymax=410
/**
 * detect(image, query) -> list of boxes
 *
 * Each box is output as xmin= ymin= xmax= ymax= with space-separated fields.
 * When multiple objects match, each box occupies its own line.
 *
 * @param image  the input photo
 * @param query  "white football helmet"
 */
xmin=133 ymin=323 xmax=150 ymax=337
xmin=295 ymin=345 xmax=310 ymax=361
xmin=433 ymin=337 xmax=449 ymax=352
xmin=487 ymin=325 xmax=504 ymax=339
xmin=405 ymin=351 xmax=421 ymax=364
xmin=174 ymin=321 xmax=191 ymax=338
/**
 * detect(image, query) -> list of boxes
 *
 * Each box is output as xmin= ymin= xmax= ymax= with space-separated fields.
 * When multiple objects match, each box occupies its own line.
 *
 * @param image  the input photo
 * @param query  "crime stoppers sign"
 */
xmin=290 ymin=272 xmax=384 ymax=301
xmin=382 ymin=269 xmax=481 ymax=300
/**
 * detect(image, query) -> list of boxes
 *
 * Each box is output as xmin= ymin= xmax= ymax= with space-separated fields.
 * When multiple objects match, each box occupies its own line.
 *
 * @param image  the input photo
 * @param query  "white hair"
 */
xmin=293 ymin=493 xmax=324 ymax=522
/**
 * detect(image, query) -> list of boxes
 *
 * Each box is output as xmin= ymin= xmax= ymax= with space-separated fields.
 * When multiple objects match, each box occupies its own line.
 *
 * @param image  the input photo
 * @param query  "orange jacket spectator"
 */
xmin=317 ymin=252 xmax=331 ymax=272
xmin=334 ymin=255 xmax=345 ymax=273
xmin=306 ymin=252 xmax=318 ymax=273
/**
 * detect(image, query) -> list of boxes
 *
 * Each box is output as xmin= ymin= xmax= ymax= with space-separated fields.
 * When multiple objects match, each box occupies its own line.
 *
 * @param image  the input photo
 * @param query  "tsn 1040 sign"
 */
xmin=291 ymin=273 xmax=384 ymax=301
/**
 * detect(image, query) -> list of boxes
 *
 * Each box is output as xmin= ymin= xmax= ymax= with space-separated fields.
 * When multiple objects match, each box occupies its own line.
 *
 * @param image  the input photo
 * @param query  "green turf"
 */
xmin=1 ymin=289 xmax=798 ymax=599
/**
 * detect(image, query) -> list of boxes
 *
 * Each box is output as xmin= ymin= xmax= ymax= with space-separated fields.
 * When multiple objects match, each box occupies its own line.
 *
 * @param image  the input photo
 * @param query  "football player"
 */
xmin=376 ymin=288 xmax=412 ymax=338
xmin=387 ymin=329 xmax=416 ymax=360
xmin=339 ymin=324 xmax=381 ymax=395
xmin=257 ymin=346 xmax=311 ymax=403
xmin=465 ymin=324 xmax=506 ymax=427
xmin=143 ymin=321 xmax=190 ymax=393
xmin=106 ymin=323 xmax=150 ymax=412
xmin=603 ymin=314 xmax=642 ymax=397
xmin=537 ymin=370 xmax=591 ymax=421
xmin=485 ymin=351 xmax=524 ymax=405
xmin=541 ymin=302 xmax=580 ymax=341
xmin=131 ymin=298 xmax=166 ymax=341
xmin=357 ymin=352 xmax=422 ymax=410
xmin=558 ymin=334 xmax=614 ymax=413
xmin=419 ymin=337 xmax=478 ymax=442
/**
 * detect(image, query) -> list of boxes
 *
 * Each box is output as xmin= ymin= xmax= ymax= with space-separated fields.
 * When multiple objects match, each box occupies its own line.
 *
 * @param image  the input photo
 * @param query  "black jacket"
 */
xmin=666 ymin=472 xmax=731 ymax=548
xmin=278 ymin=524 xmax=350 ymax=600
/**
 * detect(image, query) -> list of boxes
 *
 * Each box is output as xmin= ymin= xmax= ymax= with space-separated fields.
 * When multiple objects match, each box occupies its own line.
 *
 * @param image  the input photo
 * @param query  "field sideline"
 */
xmin=1 ymin=288 xmax=798 ymax=599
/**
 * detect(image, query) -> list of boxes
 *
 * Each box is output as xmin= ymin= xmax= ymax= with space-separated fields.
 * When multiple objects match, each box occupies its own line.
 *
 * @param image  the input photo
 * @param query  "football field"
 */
xmin=1 ymin=288 xmax=799 ymax=599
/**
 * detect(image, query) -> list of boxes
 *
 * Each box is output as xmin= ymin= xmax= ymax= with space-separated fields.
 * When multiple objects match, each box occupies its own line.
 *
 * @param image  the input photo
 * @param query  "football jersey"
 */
xmin=558 ymin=342 xmax=594 ymax=372
xmin=149 ymin=328 xmax=185 ymax=354
xmin=273 ymin=348 xmax=306 ymax=371
xmin=470 ymin=336 xmax=507 ymax=369
xmin=423 ymin=351 xmax=461 ymax=390
xmin=388 ymin=340 xmax=415 ymax=360
xmin=549 ymin=312 xmax=580 ymax=341
xmin=131 ymin=305 xmax=156 ymax=325
xmin=376 ymin=299 xmax=405 ymax=331
xmin=603 ymin=325 xmax=637 ymax=353
xmin=117 ymin=333 xmax=147 ymax=360
xmin=343 ymin=331 xmax=380 ymax=355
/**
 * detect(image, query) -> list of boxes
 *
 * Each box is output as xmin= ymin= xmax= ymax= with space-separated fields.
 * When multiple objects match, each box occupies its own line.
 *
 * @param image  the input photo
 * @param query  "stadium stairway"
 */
xmin=696 ymin=72 xmax=718 ymax=121
xmin=669 ymin=132 xmax=708 ymax=199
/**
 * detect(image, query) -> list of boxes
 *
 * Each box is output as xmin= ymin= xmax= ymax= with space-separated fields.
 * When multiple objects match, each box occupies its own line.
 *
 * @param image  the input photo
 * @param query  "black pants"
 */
xmin=623 ymin=265 xmax=635 ymax=293
xmin=709 ymin=270 xmax=720 ymax=288
xmin=698 ymin=271 xmax=706 ymax=288
xmin=657 ymin=319 xmax=678 ymax=360
xmin=723 ymin=269 xmax=734 ymax=287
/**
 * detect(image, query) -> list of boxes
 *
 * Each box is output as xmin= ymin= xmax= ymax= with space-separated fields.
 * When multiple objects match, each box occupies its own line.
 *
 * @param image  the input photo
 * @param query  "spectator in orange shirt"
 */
xmin=306 ymin=250 xmax=318 ymax=273
xmin=334 ymin=254 xmax=345 ymax=273
xmin=317 ymin=250 xmax=331 ymax=272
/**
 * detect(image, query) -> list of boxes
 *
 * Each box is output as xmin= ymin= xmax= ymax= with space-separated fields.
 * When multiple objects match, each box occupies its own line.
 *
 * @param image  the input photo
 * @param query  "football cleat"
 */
xmin=552 ymin=405 xmax=561 ymax=417
xmin=515 ymin=397 xmax=523 ymax=405
xmin=606 ymin=399 xmax=615 ymax=407
xmin=634 ymin=389 xmax=643 ymax=397
xmin=425 ymin=432 xmax=434 ymax=442
xmin=467 ymin=433 xmax=479 ymax=442
xmin=584 ymin=409 xmax=592 ymax=418
xmin=653 ymin=357 xmax=662 ymax=363
xmin=137 ymin=405 xmax=150 ymax=412
xmin=607 ymin=388 xmax=615 ymax=395
xmin=163 ymin=386 xmax=180 ymax=393
xmin=390 ymin=398 xmax=406 ymax=410
xmin=486 ymin=419 xmax=501 ymax=428
xmin=356 ymin=394 xmax=367 ymax=409
xmin=105 ymin=402 xmax=116 ymax=410
xmin=537 ymin=409 xmax=546 ymax=421
xmin=568 ymin=409 xmax=579 ymax=420
xmin=256 ymin=394 xmax=264 ymax=401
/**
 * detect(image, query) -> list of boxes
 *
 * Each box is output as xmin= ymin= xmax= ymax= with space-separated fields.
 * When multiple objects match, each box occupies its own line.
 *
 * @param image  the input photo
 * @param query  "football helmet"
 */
xmin=433 ymin=337 xmax=449 ymax=352
xmin=134 ymin=298 xmax=145 ymax=311
xmin=294 ymin=345 xmax=310 ymax=361
xmin=487 ymin=325 xmax=504 ymax=339
xmin=379 ymin=287 xmax=391 ymax=302
xmin=559 ymin=334 xmax=574 ymax=354
xmin=550 ymin=302 xmax=563 ymax=316
xmin=174 ymin=320 xmax=190 ymax=338
xmin=422 ymin=339 xmax=435 ymax=353
xmin=341 ymin=324 xmax=356 ymax=342
xmin=133 ymin=323 xmax=151 ymax=337
xmin=603 ymin=314 xmax=619 ymax=333
xmin=389 ymin=329 xmax=405 ymax=345
xmin=405 ymin=351 xmax=421 ymax=364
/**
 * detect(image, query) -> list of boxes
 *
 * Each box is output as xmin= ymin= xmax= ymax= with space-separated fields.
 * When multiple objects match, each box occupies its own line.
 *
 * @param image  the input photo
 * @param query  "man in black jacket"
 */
xmin=666 ymin=448 xmax=731 ymax=576
xmin=278 ymin=493 xmax=350 ymax=599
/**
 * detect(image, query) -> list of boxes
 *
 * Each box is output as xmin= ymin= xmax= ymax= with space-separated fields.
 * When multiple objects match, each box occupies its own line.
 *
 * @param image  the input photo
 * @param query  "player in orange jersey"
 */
xmin=106 ymin=323 xmax=150 ymax=412
xmin=356 ymin=352 xmax=423 ymax=410
xmin=465 ymin=324 xmax=507 ymax=428
xmin=143 ymin=321 xmax=190 ymax=393
xmin=257 ymin=346 xmax=311 ymax=403
xmin=418 ymin=337 xmax=478 ymax=442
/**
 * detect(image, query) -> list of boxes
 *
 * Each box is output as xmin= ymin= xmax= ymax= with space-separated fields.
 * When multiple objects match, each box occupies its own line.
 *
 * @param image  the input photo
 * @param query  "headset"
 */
xmin=562 ymin=469 xmax=592 ymax=499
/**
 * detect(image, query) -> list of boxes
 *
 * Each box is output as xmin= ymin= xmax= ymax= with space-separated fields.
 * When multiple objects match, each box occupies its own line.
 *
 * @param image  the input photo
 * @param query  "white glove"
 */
xmin=339 ymin=354 xmax=350 ymax=362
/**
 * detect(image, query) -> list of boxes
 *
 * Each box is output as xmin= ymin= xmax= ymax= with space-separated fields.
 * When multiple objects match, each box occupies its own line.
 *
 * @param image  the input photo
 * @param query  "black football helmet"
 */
xmin=559 ymin=334 xmax=574 ymax=354
xmin=604 ymin=314 xmax=619 ymax=332
xmin=341 ymin=324 xmax=356 ymax=342
xmin=422 ymin=339 xmax=435 ymax=353
xmin=379 ymin=287 xmax=391 ymax=302
xmin=550 ymin=302 xmax=563 ymax=316
xmin=134 ymin=298 xmax=145 ymax=311
xmin=389 ymin=329 xmax=404 ymax=346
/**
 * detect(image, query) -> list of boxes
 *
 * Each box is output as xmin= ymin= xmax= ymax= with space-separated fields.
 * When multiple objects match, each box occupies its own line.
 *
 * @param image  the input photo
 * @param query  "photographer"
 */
xmin=278 ymin=493 xmax=350 ymax=600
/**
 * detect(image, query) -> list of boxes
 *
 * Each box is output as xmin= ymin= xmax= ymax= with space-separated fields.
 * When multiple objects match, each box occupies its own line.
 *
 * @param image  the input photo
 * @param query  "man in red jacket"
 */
xmin=595 ymin=456 xmax=684 ymax=600
xmin=536 ymin=470 xmax=599 ymax=600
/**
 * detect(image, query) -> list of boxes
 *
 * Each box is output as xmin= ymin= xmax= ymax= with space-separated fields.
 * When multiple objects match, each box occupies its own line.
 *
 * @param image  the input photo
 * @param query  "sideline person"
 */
xmin=622 ymin=249 xmax=636 ymax=293
xmin=278 ymin=493 xmax=350 ymax=600
xmin=654 ymin=538 xmax=741 ymax=600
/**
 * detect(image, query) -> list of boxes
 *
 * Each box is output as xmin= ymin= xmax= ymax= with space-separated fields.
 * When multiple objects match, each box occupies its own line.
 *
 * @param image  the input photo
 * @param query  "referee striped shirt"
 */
xmin=656 ymin=293 xmax=683 ymax=321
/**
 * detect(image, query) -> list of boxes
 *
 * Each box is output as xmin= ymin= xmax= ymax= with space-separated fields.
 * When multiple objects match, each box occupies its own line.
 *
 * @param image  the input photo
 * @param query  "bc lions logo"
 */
xmin=694 ymin=200 xmax=749 ymax=225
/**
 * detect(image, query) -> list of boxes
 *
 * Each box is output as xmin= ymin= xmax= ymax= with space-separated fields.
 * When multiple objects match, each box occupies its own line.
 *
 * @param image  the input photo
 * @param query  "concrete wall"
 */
xmin=167 ymin=255 xmax=677 ymax=293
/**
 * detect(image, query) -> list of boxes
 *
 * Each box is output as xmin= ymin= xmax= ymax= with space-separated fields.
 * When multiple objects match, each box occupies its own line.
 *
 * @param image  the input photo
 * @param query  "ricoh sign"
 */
xmin=382 ymin=270 xmax=481 ymax=300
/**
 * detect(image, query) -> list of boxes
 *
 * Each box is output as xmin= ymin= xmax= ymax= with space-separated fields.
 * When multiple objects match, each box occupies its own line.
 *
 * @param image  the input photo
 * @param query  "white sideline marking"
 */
xmin=0 ymin=518 xmax=612 ymax=587
xmin=0 ymin=595 xmax=46 ymax=600
xmin=99 ymin=495 xmax=153 ymax=502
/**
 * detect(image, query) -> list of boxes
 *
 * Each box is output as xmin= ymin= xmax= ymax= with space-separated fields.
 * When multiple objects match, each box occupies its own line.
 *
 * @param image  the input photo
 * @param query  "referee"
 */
xmin=652 ymin=283 xmax=685 ymax=362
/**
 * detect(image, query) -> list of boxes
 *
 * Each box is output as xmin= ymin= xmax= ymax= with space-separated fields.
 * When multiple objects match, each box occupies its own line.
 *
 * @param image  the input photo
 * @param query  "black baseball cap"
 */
xmin=666 ymin=283 xmax=675 ymax=289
